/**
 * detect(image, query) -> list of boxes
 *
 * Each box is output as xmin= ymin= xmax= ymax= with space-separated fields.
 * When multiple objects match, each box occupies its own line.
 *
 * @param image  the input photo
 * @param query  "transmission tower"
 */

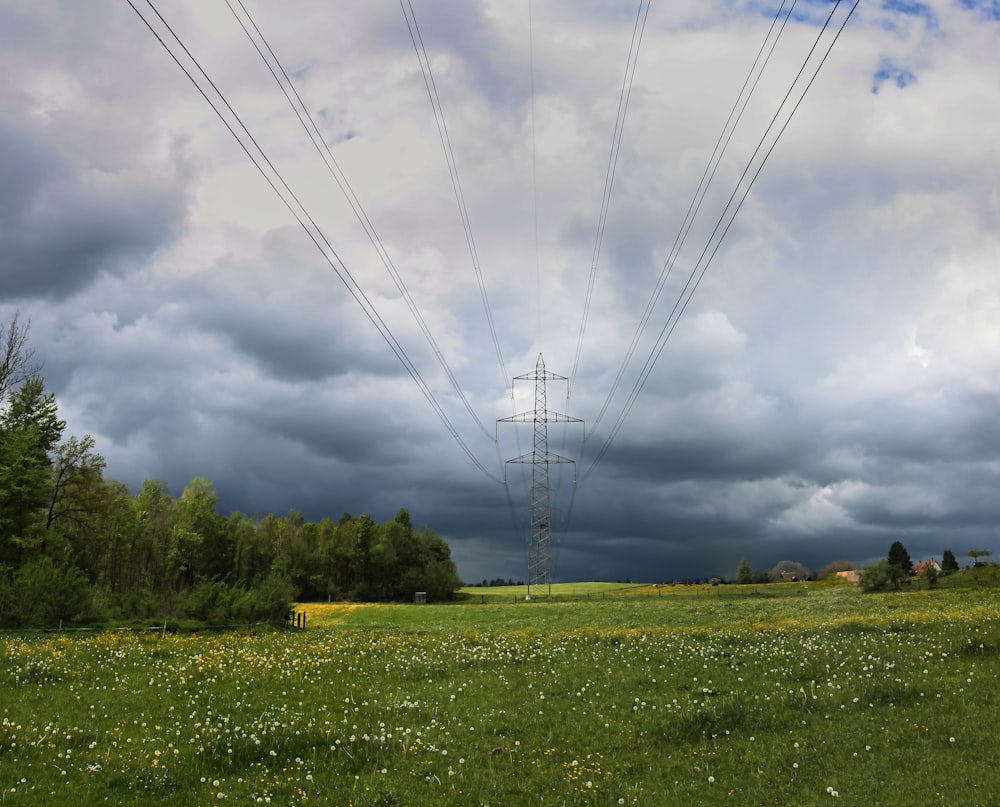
xmin=499 ymin=354 xmax=582 ymax=598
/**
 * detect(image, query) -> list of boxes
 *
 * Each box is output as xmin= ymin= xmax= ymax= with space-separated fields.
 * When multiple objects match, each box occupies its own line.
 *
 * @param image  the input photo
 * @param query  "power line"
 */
xmin=126 ymin=0 xmax=503 ymax=484
xmin=583 ymin=0 xmax=859 ymax=480
xmin=528 ymin=0 xmax=541 ymax=340
xmin=588 ymin=0 xmax=797 ymax=439
xmin=398 ymin=0 xmax=526 ymax=534
xmin=557 ymin=0 xmax=651 ymax=528
xmin=569 ymin=0 xmax=652 ymax=397
xmin=224 ymin=0 xmax=496 ymax=442
xmin=399 ymin=0 xmax=510 ymax=391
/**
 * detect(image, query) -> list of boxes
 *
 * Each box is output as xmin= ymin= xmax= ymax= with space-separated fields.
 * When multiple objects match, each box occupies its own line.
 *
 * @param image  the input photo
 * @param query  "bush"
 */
xmin=860 ymin=560 xmax=906 ymax=592
xmin=10 ymin=557 xmax=91 ymax=626
xmin=252 ymin=572 xmax=296 ymax=625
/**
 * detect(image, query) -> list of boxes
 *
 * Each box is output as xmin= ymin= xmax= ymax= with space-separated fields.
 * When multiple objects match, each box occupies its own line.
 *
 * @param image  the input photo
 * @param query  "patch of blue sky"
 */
xmin=957 ymin=0 xmax=1000 ymax=22
xmin=290 ymin=61 xmax=316 ymax=82
xmin=882 ymin=0 xmax=941 ymax=31
xmin=737 ymin=0 xmax=848 ymax=28
xmin=871 ymin=57 xmax=916 ymax=93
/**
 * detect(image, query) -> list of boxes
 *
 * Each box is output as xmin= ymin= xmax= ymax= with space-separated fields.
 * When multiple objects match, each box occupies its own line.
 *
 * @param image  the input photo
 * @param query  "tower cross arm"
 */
xmin=506 ymin=451 xmax=576 ymax=466
xmin=499 ymin=409 xmax=583 ymax=424
xmin=513 ymin=369 xmax=567 ymax=382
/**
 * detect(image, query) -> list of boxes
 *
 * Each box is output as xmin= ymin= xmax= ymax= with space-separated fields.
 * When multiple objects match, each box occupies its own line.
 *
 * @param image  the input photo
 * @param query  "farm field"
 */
xmin=2 ymin=583 xmax=999 ymax=805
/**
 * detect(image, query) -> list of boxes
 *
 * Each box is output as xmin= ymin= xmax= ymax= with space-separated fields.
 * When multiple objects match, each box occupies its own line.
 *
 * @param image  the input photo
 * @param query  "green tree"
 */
xmin=735 ymin=556 xmax=752 ymax=584
xmin=0 ymin=313 xmax=39 ymax=405
xmin=817 ymin=559 xmax=854 ymax=580
xmin=887 ymin=541 xmax=913 ymax=576
xmin=168 ymin=478 xmax=227 ymax=589
xmin=231 ymin=511 xmax=267 ymax=586
xmin=406 ymin=526 xmax=461 ymax=601
xmin=13 ymin=556 xmax=90 ymax=626
xmin=941 ymin=549 xmax=959 ymax=573
xmin=133 ymin=479 xmax=175 ymax=594
xmin=181 ymin=478 xmax=230 ymax=581
xmin=859 ymin=559 xmax=902 ymax=592
xmin=918 ymin=559 xmax=939 ymax=587
xmin=368 ymin=527 xmax=399 ymax=600
xmin=968 ymin=549 xmax=991 ymax=567
xmin=88 ymin=480 xmax=139 ymax=594
xmin=352 ymin=514 xmax=378 ymax=599
xmin=0 ymin=377 xmax=65 ymax=560
xmin=43 ymin=435 xmax=107 ymax=557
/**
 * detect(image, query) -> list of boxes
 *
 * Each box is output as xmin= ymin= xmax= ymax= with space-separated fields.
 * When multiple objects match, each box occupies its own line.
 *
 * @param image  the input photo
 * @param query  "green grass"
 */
xmin=2 ymin=583 xmax=999 ymax=805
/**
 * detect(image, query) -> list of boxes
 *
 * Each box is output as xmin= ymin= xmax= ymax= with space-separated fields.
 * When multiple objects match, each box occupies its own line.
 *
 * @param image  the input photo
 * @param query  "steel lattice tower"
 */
xmin=499 ymin=354 xmax=582 ymax=597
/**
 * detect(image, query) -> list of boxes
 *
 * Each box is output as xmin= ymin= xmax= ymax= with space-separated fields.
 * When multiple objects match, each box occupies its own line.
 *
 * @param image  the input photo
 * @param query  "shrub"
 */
xmin=860 ymin=560 xmax=905 ymax=592
xmin=11 ymin=557 xmax=91 ymax=626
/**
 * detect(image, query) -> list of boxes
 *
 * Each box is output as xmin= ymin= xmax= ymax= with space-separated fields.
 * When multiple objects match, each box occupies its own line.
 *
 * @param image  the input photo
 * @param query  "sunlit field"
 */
xmin=3 ymin=583 xmax=999 ymax=805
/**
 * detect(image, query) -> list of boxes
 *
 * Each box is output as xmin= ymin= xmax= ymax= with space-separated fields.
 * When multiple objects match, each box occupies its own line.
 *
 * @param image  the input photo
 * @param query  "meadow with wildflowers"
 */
xmin=2 ymin=583 xmax=999 ymax=805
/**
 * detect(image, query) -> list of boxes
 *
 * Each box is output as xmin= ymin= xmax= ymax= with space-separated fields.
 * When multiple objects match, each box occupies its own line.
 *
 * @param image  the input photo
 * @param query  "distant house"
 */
xmin=835 ymin=570 xmax=861 ymax=583
xmin=913 ymin=559 xmax=941 ymax=576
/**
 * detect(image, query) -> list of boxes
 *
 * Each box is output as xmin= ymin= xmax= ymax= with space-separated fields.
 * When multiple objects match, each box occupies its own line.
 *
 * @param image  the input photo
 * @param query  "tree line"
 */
xmin=729 ymin=542 xmax=984 ymax=591
xmin=0 ymin=316 xmax=461 ymax=628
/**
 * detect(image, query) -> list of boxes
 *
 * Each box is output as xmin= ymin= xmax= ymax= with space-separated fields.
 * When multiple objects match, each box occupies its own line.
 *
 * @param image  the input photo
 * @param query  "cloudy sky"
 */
xmin=2 ymin=0 xmax=998 ymax=583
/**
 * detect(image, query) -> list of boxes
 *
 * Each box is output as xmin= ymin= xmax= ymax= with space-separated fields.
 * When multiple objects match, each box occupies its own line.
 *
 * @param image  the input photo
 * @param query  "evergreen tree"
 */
xmin=735 ymin=556 xmax=752 ymax=584
xmin=887 ymin=541 xmax=913 ymax=575
xmin=941 ymin=550 xmax=959 ymax=573
xmin=0 ymin=377 xmax=65 ymax=560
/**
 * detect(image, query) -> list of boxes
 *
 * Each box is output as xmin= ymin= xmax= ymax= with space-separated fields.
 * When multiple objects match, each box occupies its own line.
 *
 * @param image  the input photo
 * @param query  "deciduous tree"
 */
xmin=0 ymin=313 xmax=40 ymax=405
xmin=967 ymin=548 xmax=991 ymax=566
xmin=770 ymin=560 xmax=809 ymax=582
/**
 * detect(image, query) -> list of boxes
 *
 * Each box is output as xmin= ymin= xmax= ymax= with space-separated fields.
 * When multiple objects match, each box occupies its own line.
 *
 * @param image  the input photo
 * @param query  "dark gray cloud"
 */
xmin=0 ymin=123 xmax=183 ymax=300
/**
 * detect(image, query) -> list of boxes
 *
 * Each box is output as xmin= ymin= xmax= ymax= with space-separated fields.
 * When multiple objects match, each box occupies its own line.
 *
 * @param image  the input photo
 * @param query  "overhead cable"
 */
xmin=558 ymin=0 xmax=650 ymax=520
xmin=224 ymin=0 xmax=496 ymax=443
xmin=583 ymin=0 xmax=860 ymax=480
xmin=399 ymin=0 xmax=510 ymax=391
xmin=126 ymin=0 xmax=503 ymax=484
xmin=398 ymin=0 xmax=527 ymax=533
xmin=588 ymin=0 xmax=797 ymax=439
xmin=528 ymin=0 xmax=542 ymax=340
xmin=569 ymin=0 xmax=652 ymax=397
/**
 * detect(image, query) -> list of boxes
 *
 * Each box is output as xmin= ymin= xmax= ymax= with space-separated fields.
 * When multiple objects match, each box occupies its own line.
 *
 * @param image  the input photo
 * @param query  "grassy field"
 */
xmin=2 ymin=582 xmax=999 ymax=805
